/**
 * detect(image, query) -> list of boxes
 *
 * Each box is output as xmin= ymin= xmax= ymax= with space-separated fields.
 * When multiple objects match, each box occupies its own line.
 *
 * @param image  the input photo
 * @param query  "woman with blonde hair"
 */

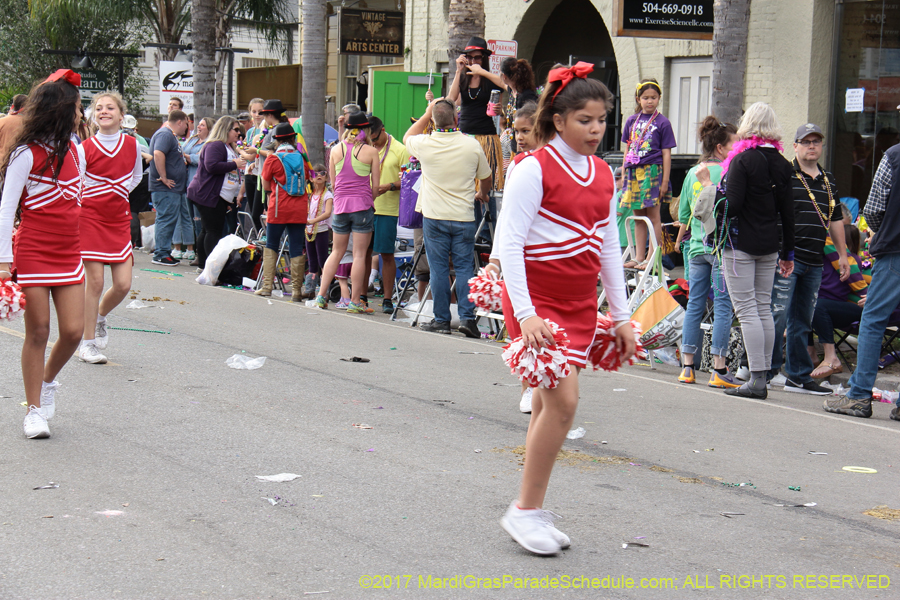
xmin=77 ymin=91 xmax=143 ymax=365
xmin=186 ymin=116 xmax=247 ymax=269
xmin=315 ymin=111 xmax=381 ymax=313
xmin=696 ymin=102 xmax=794 ymax=399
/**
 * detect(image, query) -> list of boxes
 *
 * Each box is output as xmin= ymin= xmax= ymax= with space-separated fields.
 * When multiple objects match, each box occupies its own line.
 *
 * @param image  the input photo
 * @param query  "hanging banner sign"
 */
xmin=339 ymin=9 xmax=405 ymax=57
xmin=615 ymin=0 xmax=714 ymax=40
xmin=159 ymin=60 xmax=194 ymax=114
xmin=73 ymin=69 xmax=110 ymax=107
xmin=488 ymin=40 xmax=518 ymax=76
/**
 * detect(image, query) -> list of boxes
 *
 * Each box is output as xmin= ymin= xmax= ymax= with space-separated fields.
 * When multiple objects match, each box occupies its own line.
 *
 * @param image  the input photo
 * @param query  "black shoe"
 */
xmin=420 ymin=320 xmax=451 ymax=334
xmin=724 ymin=385 xmax=768 ymax=399
xmin=784 ymin=378 xmax=832 ymax=395
xmin=152 ymin=256 xmax=180 ymax=266
xmin=382 ymin=299 xmax=394 ymax=314
xmin=824 ymin=395 xmax=872 ymax=418
xmin=458 ymin=319 xmax=480 ymax=338
xmin=890 ymin=406 xmax=900 ymax=422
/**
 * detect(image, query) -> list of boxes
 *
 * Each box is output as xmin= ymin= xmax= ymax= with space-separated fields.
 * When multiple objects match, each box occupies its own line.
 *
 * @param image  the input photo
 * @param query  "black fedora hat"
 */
xmin=346 ymin=111 xmax=370 ymax=128
xmin=272 ymin=122 xmax=295 ymax=138
xmin=259 ymin=99 xmax=285 ymax=115
xmin=464 ymin=37 xmax=491 ymax=56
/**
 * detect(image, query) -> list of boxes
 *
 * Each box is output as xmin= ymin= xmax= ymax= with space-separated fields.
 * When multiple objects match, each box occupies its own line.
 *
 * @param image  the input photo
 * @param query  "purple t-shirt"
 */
xmin=621 ymin=112 xmax=676 ymax=166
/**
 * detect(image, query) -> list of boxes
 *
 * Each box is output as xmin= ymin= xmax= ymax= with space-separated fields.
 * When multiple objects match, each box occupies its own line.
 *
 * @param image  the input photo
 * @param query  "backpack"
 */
xmin=273 ymin=151 xmax=306 ymax=196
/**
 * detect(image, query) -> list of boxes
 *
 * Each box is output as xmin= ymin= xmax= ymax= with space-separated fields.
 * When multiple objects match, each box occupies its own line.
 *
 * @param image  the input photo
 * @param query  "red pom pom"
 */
xmin=0 ymin=279 xmax=26 ymax=321
xmin=587 ymin=314 xmax=646 ymax=372
xmin=502 ymin=319 xmax=571 ymax=389
xmin=467 ymin=268 xmax=503 ymax=312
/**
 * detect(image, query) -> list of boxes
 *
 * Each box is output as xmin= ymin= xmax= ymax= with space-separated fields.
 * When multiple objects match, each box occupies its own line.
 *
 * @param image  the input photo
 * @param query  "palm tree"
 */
xmin=300 ymin=0 xmax=327 ymax=165
xmin=191 ymin=0 xmax=217 ymax=119
xmin=447 ymin=0 xmax=484 ymax=60
xmin=711 ymin=0 xmax=751 ymax=125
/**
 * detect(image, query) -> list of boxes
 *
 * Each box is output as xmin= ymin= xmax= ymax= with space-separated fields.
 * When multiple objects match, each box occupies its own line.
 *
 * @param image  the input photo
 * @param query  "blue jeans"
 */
xmin=812 ymin=297 xmax=864 ymax=341
xmin=780 ymin=261 xmax=822 ymax=383
xmin=681 ymin=253 xmax=733 ymax=358
xmin=768 ymin=271 xmax=794 ymax=376
xmin=266 ymin=223 xmax=305 ymax=257
xmin=172 ymin=192 xmax=194 ymax=246
xmin=848 ymin=252 xmax=900 ymax=400
xmin=151 ymin=191 xmax=184 ymax=260
xmin=422 ymin=217 xmax=477 ymax=323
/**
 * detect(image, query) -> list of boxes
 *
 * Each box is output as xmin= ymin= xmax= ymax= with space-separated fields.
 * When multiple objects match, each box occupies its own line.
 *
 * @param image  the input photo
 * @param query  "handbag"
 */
xmin=629 ymin=252 xmax=685 ymax=350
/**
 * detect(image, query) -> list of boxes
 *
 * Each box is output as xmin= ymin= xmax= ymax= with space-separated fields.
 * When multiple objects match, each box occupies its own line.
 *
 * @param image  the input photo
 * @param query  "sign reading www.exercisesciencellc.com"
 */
xmin=616 ymin=1 xmax=714 ymax=40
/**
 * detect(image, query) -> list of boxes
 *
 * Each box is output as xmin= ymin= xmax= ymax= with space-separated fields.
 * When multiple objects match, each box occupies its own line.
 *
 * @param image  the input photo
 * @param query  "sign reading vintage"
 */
xmin=617 ymin=1 xmax=714 ymax=40
xmin=339 ymin=9 xmax=404 ymax=57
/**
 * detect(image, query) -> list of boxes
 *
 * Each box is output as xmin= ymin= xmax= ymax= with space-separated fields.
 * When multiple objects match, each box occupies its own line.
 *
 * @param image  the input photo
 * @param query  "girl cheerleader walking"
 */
xmin=620 ymin=79 xmax=676 ymax=269
xmin=0 ymin=70 xmax=86 ymax=438
xmin=497 ymin=63 xmax=635 ymax=554
xmin=78 ymin=92 xmax=143 ymax=364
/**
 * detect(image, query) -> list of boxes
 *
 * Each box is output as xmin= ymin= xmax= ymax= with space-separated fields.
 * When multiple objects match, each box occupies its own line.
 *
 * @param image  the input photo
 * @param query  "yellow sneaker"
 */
xmin=708 ymin=371 xmax=741 ymax=388
xmin=678 ymin=366 xmax=696 ymax=384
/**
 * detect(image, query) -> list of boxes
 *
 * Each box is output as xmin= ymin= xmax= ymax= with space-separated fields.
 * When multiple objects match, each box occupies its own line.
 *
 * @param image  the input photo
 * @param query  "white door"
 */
xmin=668 ymin=58 xmax=714 ymax=155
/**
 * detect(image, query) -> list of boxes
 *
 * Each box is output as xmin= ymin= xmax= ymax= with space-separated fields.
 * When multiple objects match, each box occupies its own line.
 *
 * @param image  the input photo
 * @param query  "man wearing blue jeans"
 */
xmin=148 ymin=110 xmax=189 ymax=266
xmin=825 ymin=140 xmax=900 ymax=420
xmin=771 ymin=124 xmax=849 ymax=395
xmin=404 ymin=98 xmax=492 ymax=336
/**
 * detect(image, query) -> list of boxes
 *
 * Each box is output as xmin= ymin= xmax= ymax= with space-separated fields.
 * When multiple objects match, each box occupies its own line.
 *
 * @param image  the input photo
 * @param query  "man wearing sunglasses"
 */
xmin=367 ymin=115 xmax=409 ymax=313
xmin=766 ymin=123 xmax=849 ymax=395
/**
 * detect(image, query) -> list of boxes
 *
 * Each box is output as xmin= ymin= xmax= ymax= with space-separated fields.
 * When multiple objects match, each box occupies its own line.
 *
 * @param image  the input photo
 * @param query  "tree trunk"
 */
xmin=301 ymin=0 xmax=327 ymax=166
xmin=447 ymin=0 xmax=484 ymax=61
xmin=711 ymin=0 xmax=750 ymax=125
xmin=192 ymin=0 xmax=218 ymax=119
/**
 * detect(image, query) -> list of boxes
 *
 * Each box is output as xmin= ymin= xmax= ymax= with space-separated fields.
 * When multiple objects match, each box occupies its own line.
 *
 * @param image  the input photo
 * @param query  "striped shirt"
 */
xmin=791 ymin=160 xmax=839 ymax=267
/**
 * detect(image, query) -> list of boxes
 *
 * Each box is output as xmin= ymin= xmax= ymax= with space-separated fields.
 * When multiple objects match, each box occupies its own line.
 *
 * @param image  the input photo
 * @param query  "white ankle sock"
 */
xmin=368 ymin=269 xmax=377 ymax=285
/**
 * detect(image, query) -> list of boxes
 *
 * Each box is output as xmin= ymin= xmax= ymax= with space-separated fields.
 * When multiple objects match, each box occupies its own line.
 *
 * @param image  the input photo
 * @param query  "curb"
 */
xmin=830 ymin=371 xmax=900 ymax=393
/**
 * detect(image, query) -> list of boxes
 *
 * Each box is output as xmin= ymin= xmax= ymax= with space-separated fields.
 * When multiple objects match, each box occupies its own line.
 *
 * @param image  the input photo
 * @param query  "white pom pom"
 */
xmin=502 ymin=319 xmax=571 ymax=389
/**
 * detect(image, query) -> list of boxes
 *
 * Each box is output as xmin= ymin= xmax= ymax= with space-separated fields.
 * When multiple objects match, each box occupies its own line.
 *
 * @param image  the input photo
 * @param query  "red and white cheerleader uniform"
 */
xmin=498 ymin=136 xmax=629 ymax=368
xmin=0 ymin=141 xmax=86 ymax=287
xmin=80 ymin=132 xmax=142 ymax=263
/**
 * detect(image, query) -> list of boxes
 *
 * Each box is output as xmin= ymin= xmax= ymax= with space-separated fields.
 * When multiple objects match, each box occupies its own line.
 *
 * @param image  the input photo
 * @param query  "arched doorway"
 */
xmin=515 ymin=0 xmax=621 ymax=152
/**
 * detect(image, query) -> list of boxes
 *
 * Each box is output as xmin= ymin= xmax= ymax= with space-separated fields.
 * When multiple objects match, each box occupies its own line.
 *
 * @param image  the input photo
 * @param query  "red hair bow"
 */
xmin=46 ymin=69 xmax=82 ymax=87
xmin=548 ymin=61 xmax=594 ymax=101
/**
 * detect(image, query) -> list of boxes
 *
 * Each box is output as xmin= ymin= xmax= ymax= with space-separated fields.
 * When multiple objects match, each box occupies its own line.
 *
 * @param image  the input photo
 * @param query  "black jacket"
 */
xmin=722 ymin=146 xmax=795 ymax=259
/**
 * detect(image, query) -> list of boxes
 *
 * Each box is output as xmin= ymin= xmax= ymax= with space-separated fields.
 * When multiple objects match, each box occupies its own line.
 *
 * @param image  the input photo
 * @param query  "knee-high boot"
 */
xmin=255 ymin=248 xmax=276 ymax=296
xmin=291 ymin=254 xmax=307 ymax=302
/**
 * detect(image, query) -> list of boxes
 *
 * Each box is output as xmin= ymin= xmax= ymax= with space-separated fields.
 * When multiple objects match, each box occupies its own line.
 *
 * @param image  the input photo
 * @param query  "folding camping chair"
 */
xmin=253 ymin=217 xmax=290 ymax=294
xmin=834 ymin=315 xmax=900 ymax=371
xmin=235 ymin=211 xmax=258 ymax=243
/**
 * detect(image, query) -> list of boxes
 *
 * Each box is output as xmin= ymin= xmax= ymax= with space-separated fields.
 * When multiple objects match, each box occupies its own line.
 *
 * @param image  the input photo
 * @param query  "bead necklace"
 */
xmin=52 ymin=146 xmax=82 ymax=203
xmin=624 ymin=110 xmax=659 ymax=165
xmin=433 ymin=127 xmax=459 ymax=133
xmin=795 ymin=168 xmax=834 ymax=229
xmin=306 ymin=190 xmax=326 ymax=242
xmin=467 ymin=85 xmax=481 ymax=100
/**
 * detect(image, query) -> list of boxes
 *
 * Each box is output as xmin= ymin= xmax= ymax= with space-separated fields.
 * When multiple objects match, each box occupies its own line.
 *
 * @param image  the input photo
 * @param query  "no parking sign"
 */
xmin=488 ymin=40 xmax=517 ymax=76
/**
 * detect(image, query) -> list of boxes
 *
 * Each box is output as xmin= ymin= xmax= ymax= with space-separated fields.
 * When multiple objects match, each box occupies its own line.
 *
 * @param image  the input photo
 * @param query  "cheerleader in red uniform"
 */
xmin=496 ymin=63 xmax=636 ymax=554
xmin=77 ymin=93 xmax=143 ymax=364
xmin=0 ymin=70 xmax=86 ymax=439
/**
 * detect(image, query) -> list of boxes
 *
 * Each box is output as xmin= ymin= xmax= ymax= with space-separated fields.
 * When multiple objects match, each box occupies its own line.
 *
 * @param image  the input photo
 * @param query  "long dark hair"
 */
xmin=533 ymin=65 xmax=615 ymax=147
xmin=459 ymin=53 xmax=490 ymax=97
xmin=500 ymin=57 xmax=535 ymax=93
xmin=0 ymin=79 xmax=80 ymax=183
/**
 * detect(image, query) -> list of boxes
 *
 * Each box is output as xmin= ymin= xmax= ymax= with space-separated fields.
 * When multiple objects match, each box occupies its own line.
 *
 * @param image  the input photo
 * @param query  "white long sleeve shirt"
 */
xmin=496 ymin=135 xmax=629 ymax=324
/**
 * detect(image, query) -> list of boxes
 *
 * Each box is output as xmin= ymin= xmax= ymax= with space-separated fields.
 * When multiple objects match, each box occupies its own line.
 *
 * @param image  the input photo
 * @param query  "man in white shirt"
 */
xmin=404 ymin=98 xmax=491 ymax=336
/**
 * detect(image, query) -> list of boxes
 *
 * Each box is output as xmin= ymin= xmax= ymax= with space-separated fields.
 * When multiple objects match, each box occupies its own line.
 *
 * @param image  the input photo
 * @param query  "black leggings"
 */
xmin=194 ymin=197 xmax=229 ymax=268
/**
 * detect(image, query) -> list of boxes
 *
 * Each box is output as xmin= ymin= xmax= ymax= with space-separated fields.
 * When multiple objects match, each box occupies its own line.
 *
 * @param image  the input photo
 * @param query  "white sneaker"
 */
xmin=40 ymin=380 xmax=59 ymax=420
xmin=519 ymin=388 xmax=533 ymax=413
xmin=735 ymin=366 xmax=751 ymax=382
xmin=24 ymin=406 xmax=50 ymax=439
xmin=94 ymin=318 xmax=109 ymax=350
xmin=78 ymin=342 xmax=108 ymax=364
xmin=171 ymin=249 xmax=184 ymax=260
xmin=183 ymin=250 xmax=196 ymax=261
xmin=500 ymin=500 xmax=563 ymax=555
xmin=768 ymin=373 xmax=787 ymax=389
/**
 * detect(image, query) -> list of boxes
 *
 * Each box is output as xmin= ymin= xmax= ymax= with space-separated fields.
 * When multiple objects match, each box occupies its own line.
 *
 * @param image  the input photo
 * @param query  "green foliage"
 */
xmin=0 ymin=0 xmax=148 ymax=112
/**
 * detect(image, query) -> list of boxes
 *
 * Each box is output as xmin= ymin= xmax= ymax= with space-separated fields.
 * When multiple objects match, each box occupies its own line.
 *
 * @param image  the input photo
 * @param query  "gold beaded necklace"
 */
xmin=795 ymin=168 xmax=834 ymax=229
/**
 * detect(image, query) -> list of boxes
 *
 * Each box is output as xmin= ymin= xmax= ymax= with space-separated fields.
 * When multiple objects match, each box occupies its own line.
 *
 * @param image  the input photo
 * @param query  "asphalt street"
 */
xmin=1 ymin=252 xmax=898 ymax=599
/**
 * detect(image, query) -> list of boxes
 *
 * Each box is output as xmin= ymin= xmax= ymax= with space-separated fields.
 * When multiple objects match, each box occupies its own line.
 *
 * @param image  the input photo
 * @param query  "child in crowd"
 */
xmin=620 ymin=79 xmax=676 ymax=270
xmin=304 ymin=164 xmax=333 ymax=297
xmin=487 ymin=101 xmax=539 ymax=414
xmin=0 ymin=70 xmax=87 ymax=438
xmin=496 ymin=62 xmax=635 ymax=555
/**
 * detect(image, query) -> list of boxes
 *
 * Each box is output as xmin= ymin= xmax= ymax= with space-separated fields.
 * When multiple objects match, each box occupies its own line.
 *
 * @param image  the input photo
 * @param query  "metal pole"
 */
xmin=227 ymin=51 xmax=234 ymax=113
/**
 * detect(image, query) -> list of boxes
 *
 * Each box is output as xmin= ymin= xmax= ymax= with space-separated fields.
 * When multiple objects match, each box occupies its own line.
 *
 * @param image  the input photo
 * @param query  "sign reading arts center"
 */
xmin=339 ymin=9 xmax=404 ymax=57
xmin=615 ymin=0 xmax=714 ymax=40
